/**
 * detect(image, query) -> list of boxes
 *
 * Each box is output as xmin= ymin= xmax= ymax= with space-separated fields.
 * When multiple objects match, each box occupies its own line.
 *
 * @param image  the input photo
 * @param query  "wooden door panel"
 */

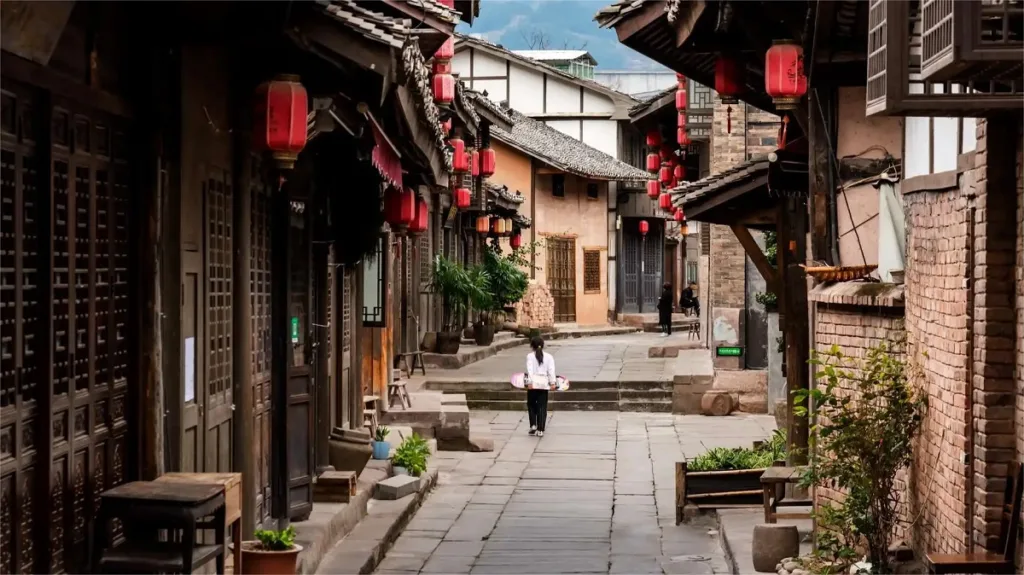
xmin=546 ymin=238 xmax=576 ymax=323
xmin=641 ymin=230 xmax=663 ymax=311
xmin=623 ymin=232 xmax=639 ymax=313
xmin=181 ymin=268 xmax=201 ymax=472
xmin=204 ymin=171 xmax=232 ymax=473
xmin=249 ymin=163 xmax=272 ymax=527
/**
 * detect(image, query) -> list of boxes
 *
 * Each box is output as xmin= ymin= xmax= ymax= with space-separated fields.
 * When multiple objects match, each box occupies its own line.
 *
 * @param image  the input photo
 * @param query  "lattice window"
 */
xmin=206 ymin=174 xmax=232 ymax=396
xmin=866 ymin=0 xmax=890 ymax=112
xmin=248 ymin=156 xmax=272 ymax=527
xmin=700 ymin=222 xmax=711 ymax=254
xmin=583 ymin=250 xmax=601 ymax=293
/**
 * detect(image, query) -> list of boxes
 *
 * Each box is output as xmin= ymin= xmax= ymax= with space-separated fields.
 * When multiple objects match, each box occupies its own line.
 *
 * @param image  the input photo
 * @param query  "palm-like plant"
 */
xmin=429 ymin=255 xmax=485 ymax=332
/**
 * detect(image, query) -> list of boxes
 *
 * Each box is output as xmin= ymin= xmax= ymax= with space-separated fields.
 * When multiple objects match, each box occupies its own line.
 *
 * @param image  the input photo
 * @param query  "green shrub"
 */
xmin=687 ymin=430 xmax=786 ymax=471
xmin=253 ymin=525 xmax=296 ymax=551
xmin=392 ymin=433 xmax=430 ymax=476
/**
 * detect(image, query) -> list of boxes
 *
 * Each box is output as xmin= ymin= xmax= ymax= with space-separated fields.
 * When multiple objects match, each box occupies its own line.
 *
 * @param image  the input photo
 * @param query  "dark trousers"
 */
xmin=527 ymin=390 xmax=548 ymax=431
xmin=659 ymin=310 xmax=672 ymax=335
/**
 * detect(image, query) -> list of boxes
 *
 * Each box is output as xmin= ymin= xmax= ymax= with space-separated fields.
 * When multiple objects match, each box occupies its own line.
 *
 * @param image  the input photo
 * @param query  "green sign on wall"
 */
xmin=291 ymin=317 xmax=299 ymax=343
xmin=716 ymin=346 xmax=743 ymax=357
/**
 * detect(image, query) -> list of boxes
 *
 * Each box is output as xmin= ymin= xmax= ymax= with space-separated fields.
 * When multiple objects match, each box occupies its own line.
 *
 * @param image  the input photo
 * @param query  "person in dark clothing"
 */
xmin=680 ymin=282 xmax=700 ymax=317
xmin=657 ymin=282 xmax=674 ymax=337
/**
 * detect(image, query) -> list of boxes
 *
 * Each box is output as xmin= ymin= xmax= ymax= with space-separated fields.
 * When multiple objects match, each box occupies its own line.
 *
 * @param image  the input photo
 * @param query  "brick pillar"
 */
xmin=971 ymin=118 xmax=1020 ymax=551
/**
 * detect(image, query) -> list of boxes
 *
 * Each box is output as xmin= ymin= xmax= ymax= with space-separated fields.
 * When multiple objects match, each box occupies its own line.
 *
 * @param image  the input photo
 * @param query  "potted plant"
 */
xmin=372 ymin=426 xmax=391 ymax=460
xmin=391 ymin=433 xmax=429 ymax=477
xmin=678 ymin=430 xmax=786 ymax=507
xmin=468 ymin=264 xmax=496 ymax=346
xmin=429 ymin=255 xmax=479 ymax=354
xmin=240 ymin=525 xmax=302 ymax=575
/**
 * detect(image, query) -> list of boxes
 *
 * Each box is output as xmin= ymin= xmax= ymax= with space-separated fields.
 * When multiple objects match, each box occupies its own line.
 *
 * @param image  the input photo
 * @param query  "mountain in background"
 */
xmin=456 ymin=0 xmax=666 ymax=71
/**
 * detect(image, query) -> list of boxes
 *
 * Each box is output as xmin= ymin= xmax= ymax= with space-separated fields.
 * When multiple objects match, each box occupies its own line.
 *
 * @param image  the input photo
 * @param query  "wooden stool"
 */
xmin=397 ymin=351 xmax=427 ymax=378
xmin=388 ymin=380 xmax=412 ymax=410
xmin=153 ymin=472 xmax=242 ymax=574
xmin=687 ymin=321 xmax=700 ymax=339
xmin=362 ymin=395 xmax=380 ymax=435
xmin=94 ymin=481 xmax=226 ymax=574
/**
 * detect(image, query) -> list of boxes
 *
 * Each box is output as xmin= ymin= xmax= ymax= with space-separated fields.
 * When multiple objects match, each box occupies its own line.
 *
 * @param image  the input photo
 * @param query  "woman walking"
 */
xmin=526 ymin=336 xmax=556 ymax=437
xmin=658 ymin=282 xmax=674 ymax=337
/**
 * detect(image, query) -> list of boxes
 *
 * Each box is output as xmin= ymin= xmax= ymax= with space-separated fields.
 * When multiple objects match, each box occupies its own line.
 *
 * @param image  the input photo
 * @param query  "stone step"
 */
xmin=619 ymin=398 xmax=673 ymax=412
xmin=425 ymin=379 xmax=672 ymax=392
xmin=467 ymin=399 xmax=622 ymax=411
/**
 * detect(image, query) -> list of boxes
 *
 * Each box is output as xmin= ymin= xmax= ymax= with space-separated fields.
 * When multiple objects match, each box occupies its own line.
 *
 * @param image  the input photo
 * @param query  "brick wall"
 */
xmin=810 ymin=283 xmax=910 ymax=541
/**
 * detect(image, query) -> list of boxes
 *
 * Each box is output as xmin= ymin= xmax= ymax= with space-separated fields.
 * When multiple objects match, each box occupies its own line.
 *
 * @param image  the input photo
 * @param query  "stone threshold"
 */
xmin=310 ymin=463 xmax=438 ymax=574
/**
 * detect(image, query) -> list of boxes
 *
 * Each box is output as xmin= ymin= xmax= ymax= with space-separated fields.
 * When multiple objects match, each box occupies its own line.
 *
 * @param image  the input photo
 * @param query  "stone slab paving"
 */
xmin=369 ymin=411 xmax=775 ymax=575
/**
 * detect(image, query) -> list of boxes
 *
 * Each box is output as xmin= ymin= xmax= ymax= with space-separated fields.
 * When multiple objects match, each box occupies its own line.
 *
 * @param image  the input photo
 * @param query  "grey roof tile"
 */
xmin=671 ymin=154 xmax=770 ymax=207
xmin=492 ymin=108 xmax=653 ymax=182
xmin=319 ymin=0 xmax=413 ymax=49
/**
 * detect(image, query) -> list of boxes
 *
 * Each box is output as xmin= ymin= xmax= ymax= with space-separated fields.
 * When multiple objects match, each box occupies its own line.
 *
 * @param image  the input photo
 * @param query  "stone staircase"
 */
xmin=423 ymin=379 xmax=673 ymax=412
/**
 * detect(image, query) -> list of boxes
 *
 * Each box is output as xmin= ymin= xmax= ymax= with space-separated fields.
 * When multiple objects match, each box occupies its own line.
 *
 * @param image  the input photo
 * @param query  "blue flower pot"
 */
xmin=372 ymin=440 xmax=391 ymax=460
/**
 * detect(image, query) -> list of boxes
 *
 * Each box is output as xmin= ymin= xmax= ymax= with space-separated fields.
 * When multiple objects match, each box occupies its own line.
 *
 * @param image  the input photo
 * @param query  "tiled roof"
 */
xmin=512 ymin=50 xmax=595 ymax=64
xmin=484 ymin=181 xmax=526 ymax=205
xmin=594 ymin=0 xmax=651 ymax=28
xmin=399 ymin=39 xmax=452 ymax=171
xmin=454 ymin=81 xmax=480 ymax=129
xmin=492 ymin=108 xmax=653 ymax=183
xmin=671 ymin=155 xmax=770 ymax=207
xmin=463 ymin=88 xmax=514 ymax=127
xmin=627 ymin=84 xmax=676 ymax=116
xmin=405 ymin=0 xmax=461 ymax=25
xmin=455 ymin=34 xmax=638 ymax=106
xmin=318 ymin=0 xmax=413 ymax=49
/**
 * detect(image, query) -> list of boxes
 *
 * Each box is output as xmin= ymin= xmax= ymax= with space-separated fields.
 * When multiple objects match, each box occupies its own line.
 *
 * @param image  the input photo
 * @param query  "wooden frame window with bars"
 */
xmin=583 ymin=249 xmax=601 ymax=294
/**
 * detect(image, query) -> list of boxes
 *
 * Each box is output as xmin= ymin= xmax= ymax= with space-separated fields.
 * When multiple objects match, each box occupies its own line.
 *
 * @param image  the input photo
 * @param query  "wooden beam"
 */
xmin=730 ymin=224 xmax=778 ymax=295
xmin=672 ymin=0 xmax=706 ymax=47
xmin=778 ymin=198 xmax=809 ymax=466
xmin=615 ymin=0 xmax=665 ymax=42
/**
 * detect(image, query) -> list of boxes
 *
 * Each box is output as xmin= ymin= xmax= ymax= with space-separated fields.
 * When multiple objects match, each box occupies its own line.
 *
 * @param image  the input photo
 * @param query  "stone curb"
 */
xmin=715 ymin=511 xmax=741 ymax=575
xmin=309 ymin=464 xmax=439 ymax=574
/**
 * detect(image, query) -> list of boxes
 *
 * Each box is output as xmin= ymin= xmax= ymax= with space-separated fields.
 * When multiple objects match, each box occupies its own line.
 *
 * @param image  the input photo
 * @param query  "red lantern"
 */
xmin=645 ymin=130 xmax=662 ymax=147
xmin=659 ymin=164 xmax=672 ymax=186
xmin=385 ymin=188 xmax=416 ymax=228
xmin=433 ymin=73 xmax=454 ymax=104
xmin=675 ymin=87 xmax=687 ymax=111
xmin=455 ymin=187 xmax=471 ymax=209
xmin=440 ymin=118 xmax=452 ymax=135
xmin=715 ymin=56 xmax=743 ymax=134
xmin=659 ymin=192 xmax=672 ymax=210
xmin=510 ymin=232 xmax=522 ymax=249
xmin=639 ymin=220 xmax=649 ymax=236
xmin=450 ymin=138 xmax=468 ymax=172
xmin=435 ymin=37 xmax=455 ymax=60
xmin=646 ymin=153 xmax=660 ymax=173
xmin=409 ymin=199 xmax=429 ymax=233
xmin=765 ymin=40 xmax=807 ymax=109
xmin=476 ymin=215 xmax=490 ymax=235
xmin=674 ymin=164 xmax=686 ymax=181
xmin=646 ymin=180 xmax=660 ymax=199
xmin=253 ymin=75 xmax=308 ymax=169
xmin=677 ymin=128 xmax=690 ymax=146
xmin=675 ymin=72 xmax=686 ymax=83
xmin=659 ymin=144 xmax=673 ymax=162
xmin=674 ymin=208 xmax=685 ymax=223
xmin=480 ymin=148 xmax=496 ymax=177
xmin=471 ymin=150 xmax=480 ymax=177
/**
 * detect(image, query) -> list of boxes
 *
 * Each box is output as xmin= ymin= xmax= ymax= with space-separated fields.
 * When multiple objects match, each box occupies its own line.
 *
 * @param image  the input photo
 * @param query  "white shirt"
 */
xmin=526 ymin=351 xmax=557 ymax=381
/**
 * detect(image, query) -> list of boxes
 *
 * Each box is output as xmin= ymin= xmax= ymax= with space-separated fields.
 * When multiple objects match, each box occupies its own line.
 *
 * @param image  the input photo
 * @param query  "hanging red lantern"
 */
xmin=677 ymin=113 xmax=691 ymax=146
xmin=455 ymin=187 xmax=471 ymax=209
xmin=480 ymin=148 xmax=496 ymax=177
xmin=440 ymin=118 xmax=452 ymax=135
xmin=253 ymin=74 xmax=308 ymax=169
xmin=450 ymin=137 xmax=468 ymax=172
xmin=510 ymin=232 xmax=522 ymax=249
xmin=385 ymin=187 xmax=416 ymax=228
xmin=659 ymin=164 xmax=672 ymax=186
xmin=674 ymin=164 xmax=686 ymax=181
xmin=645 ymin=130 xmax=662 ymax=147
xmin=675 ymin=72 xmax=686 ymax=83
xmin=504 ymin=218 xmax=513 ymax=236
xmin=646 ymin=180 xmax=660 ymax=199
xmin=476 ymin=215 xmax=490 ymax=235
xmin=639 ymin=220 xmax=649 ymax=236
xmin=646 ymin=153 xmax=660 ymax=173
xmin=674 ymin=208 xmax=685 ymax=223
xmin=433 ymin=72 xmax=454 ymax=104
xmin=433 ymin=60 xmax=453 ymax=75
xmin=491 ymin=218 xmax=504 ymax=235
xmin=435 ymin=37 xmax=455 ymax=60
xmin=765 ymin=40 xmax=807 ymax=109
xmin=715 ymin=56 xmax=743 ymax=134
xmin=471 ymin=150 xmax=480 ymax=177
xmin=675 ymin=85 xmax=688 ymax=111
xmin=659 ymin=192 xmax=672 ymax=210
xmin=409 ymin=198 xmax=429 ymax=233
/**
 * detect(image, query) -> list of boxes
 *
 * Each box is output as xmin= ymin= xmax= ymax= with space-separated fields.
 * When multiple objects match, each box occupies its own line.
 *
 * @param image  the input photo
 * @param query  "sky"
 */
xmin=456 ymin=0 xmax=667 ymax=71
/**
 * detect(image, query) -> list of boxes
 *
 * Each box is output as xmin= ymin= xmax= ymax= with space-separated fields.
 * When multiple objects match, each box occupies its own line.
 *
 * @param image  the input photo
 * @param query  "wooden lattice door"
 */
xmin=546 ymin=237 xmax=576 ymax=323
xmin=249 ymin=158 xmax=272 ymax=527
xmin=641 ymin=230 xmax=663 ymax=312
xmin=622 ymin=231 xmax=640 ymax=313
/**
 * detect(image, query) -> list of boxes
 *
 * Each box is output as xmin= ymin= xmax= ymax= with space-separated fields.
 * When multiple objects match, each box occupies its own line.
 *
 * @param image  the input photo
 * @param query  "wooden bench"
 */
xmin=363 ymin=395 xmax=380 ymax=435
xmin=397 ymin=351 xmax=427 ymax=378
xmin=925 ymin=462 xmax=1022 ymax=574
xmin=388 ymin=380 xmax=412 ymax=410
xmin=760 ymin=465 xmax=812 ymax=524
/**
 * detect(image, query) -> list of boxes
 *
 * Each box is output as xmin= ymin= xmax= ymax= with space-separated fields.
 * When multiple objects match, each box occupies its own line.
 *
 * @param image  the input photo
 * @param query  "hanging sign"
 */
xmin=291 ymin=317 xmax=300 ymax=343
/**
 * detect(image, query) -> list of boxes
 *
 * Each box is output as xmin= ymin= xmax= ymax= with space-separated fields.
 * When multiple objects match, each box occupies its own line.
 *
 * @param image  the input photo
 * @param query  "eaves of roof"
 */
xmin=671 ymin=155 xmax=770 ymax=208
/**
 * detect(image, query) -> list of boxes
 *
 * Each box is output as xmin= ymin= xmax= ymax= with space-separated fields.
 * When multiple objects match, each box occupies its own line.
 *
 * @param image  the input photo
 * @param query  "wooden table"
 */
xmin=154 ymin=472 xmax=242 ymax=573
xmin=95 ymin=481 xmax=226 ymax=573
xmin=760 ymin=466 xmax=812 ymax=524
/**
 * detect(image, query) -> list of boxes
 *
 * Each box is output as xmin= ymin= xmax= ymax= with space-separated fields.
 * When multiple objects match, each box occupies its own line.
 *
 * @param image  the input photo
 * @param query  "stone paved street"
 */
xmin=373 ymin=411 xmax=776 ymax=575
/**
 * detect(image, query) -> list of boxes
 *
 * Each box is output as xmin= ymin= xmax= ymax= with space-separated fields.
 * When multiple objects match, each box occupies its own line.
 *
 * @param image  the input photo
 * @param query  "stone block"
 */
xmin=376 ymin=474 xmax=420 ymax=500
xmin=672 ymin=382 xmax=712 ymax=414
xmin=700 ymin=390 xmax=734 ymax=416
xmin=313 ymin=470 xmax=357 ymax=503
xmin=737 ymin=393 xmax=768 ymax=414
xmin=751 ymin=524 xmax=799 ymax=572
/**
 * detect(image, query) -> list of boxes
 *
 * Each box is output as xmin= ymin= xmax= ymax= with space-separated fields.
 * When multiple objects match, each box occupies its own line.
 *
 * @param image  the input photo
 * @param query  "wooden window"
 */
xmin=686 ymin=260 xmax=699 ymax=285
xmin=586 ymin=183 xmax=599 ymax=200
xmin=583 ymin=249 xmax=601 ymax=293
xmin=362 ymin=234 xmax=387 ymax=327
xmin=552 ymin=174 xmax=565 ymax=198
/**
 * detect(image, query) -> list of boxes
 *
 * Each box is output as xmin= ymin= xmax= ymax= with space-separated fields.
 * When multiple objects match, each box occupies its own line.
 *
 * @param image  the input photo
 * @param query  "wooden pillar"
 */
xmin=232 ymin=142 xmax=255 ymax=535
xmin=778 ymin=198 xmax=809 ymax=465
xmin=270 ymin=176 xmax=292 ymax=525
xmin=350 ymin=262 xmax=365 ymax=428
xmin=312 ymin=206 xmax=330 ymax=471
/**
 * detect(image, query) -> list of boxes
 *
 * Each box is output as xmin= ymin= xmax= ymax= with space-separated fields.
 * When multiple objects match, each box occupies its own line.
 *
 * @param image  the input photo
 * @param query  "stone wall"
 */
xmin=515 ymin=280 xmax=554 ymax=329
xmin=810 ymin=282 xmax=910 ymax=541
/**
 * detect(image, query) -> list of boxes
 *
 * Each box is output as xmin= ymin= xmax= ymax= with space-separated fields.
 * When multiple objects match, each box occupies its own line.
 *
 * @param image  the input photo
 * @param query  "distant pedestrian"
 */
xmin=526 ymin=336 xmax=555 ymax=437
xmin=680 ymin=282 xmax=700 ymax=317
xmin=658 ymin=282 xmax=673 ymax=337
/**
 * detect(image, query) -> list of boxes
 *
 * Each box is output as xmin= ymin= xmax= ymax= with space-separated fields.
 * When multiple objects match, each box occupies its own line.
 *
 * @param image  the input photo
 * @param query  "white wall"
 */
xmin=582 ymin=120 xmax=619 ymax=157
xmin=546 ymin=119 xmax=580 ymax=139
xmin=545 ymin=76 xmax=580 ymax=114
xmin=508 ymin=64 xmax=545 ymax=114
xmin=472 ymin=49 xmax=506 ymax=77
xmin=583 ymin=91 xmax=615 ymax=115
xmin=594 ymin=70 xmax=676 ymax=98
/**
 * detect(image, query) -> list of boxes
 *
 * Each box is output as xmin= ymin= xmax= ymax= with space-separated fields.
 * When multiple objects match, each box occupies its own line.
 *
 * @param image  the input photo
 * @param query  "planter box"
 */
xmin=674 ymin=460 xmax=770 ymax=523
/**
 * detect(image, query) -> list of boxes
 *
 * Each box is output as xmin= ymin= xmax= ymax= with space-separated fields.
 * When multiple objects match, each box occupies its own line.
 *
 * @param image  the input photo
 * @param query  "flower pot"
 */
xmin=372 ymin=440 xmax=391 ymax=460
xmin=473 ymin=324 xmax=495 ymax=346
xmin=240 ymin=542 xmax=303 ymax=575
xmin=393 ymin=465 xmax=408 ymax=476
xmin=420 ymin=332 xmax=438 ymax=352
xmin=436 ymin=331 xmax=461 ymax=354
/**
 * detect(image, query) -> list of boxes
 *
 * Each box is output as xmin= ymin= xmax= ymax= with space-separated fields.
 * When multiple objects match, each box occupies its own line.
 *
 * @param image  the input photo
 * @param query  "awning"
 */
xmin=671 ymin=147 xmax=807 ymax=230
